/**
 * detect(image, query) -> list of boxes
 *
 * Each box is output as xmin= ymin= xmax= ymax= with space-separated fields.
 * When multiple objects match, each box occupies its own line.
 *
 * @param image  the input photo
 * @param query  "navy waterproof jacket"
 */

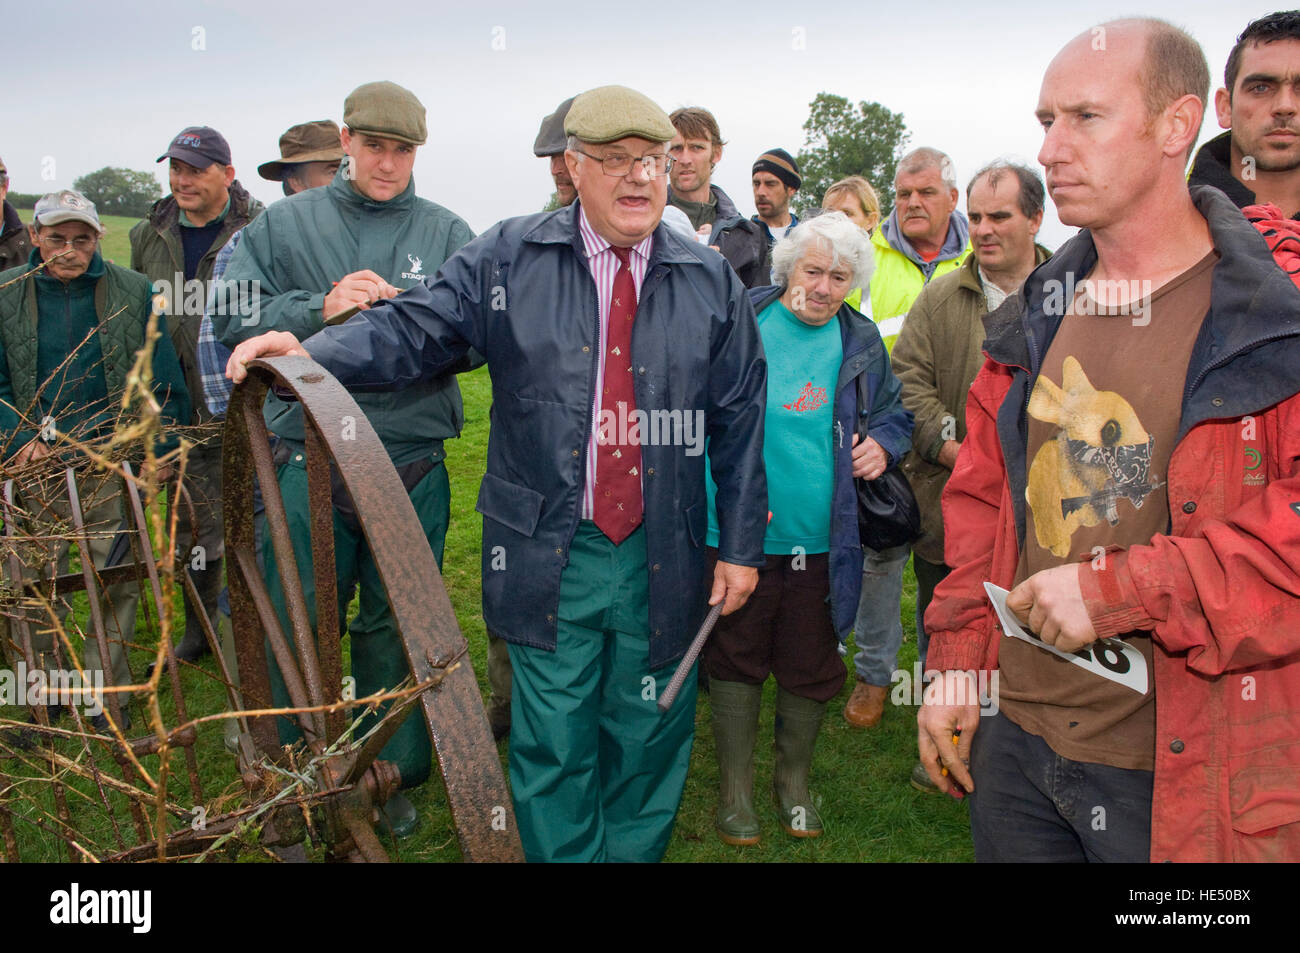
xmin=303 ymin=202 xmax=769 ymax=667
xmin=748 ymin=286 xmax=912 ymax=639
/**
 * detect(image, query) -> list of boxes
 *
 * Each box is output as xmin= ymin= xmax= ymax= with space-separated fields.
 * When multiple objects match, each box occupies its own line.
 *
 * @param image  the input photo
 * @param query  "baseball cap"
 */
xmin=33 ymin=190 xmax=104 ymax=234
xmin=157 ymin=126 xmax=232 ymax=168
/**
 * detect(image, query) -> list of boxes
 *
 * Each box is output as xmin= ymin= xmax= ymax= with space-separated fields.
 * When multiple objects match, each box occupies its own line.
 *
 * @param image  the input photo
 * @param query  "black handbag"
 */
xmin=856 ymin=465 xmax=921 ymax=552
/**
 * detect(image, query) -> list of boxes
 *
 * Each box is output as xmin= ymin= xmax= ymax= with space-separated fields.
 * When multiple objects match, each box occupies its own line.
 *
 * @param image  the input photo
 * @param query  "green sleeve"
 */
xmin=214 ymin=216 xmax=326 ymax=348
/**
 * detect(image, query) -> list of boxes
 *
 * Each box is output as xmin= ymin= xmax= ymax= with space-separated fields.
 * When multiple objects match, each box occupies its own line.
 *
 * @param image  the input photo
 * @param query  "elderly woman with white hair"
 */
xmin=702 ymin=211 xmax=912 ymax=844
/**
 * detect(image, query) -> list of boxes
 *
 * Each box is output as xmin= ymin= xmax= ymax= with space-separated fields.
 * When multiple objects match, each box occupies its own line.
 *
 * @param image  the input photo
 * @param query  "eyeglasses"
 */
xmin=39 ymin=235 xmax=97 ymax=251
xmin=574 ymin=149 xmax=674 ymax=178
xmin=0 ymin=171 xmax=8 ymax=184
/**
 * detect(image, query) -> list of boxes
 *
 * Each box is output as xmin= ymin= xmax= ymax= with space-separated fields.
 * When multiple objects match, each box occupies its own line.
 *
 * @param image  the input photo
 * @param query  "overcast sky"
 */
xmin=4 ymin=1 xmax=1272 ymax=250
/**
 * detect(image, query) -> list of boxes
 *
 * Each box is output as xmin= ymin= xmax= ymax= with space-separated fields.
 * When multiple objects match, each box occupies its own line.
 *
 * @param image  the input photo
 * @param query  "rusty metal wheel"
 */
xmin=223 ymin=356 xmax=522 ymax=862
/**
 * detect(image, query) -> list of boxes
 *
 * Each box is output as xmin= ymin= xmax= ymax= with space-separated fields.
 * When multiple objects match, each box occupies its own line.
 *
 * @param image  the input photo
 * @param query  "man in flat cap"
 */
xmin=751 ymin=148 xmax=801 ymax=244
xmin=130 ymin=126 xmax=264 ymax=672
xmin=216 ymin=81 xmax=476 ymax=836
xmin=228 ymin=84 xmax=768 ymax=862
xmin=534 ymin=96 xmax=577 ymax=208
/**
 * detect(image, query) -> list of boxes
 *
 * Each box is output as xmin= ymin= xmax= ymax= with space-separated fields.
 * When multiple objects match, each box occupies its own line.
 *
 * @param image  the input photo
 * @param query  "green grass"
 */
xmin=2 ymin=363 xmax=974 ymax=863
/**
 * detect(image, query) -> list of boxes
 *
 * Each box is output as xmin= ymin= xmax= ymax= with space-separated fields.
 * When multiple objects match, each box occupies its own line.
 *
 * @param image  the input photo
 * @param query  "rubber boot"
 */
xmin=773 ymin=687 xmax=826 ymax=838
xmin=710 ymin=679 xmax=762 ymax=845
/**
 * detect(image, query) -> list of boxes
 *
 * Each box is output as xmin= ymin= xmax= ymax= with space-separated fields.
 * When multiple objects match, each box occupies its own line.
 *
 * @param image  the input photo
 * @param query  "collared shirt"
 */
xmin=196 ymin=230 xmax=242 ymax=416
xmin=978 ymin=265 xmax=1009 ymax=312
xmin=577 ymin=206 xmax=652 ymax=519
xmin=179 ymin=195 xmax=231 ymax=228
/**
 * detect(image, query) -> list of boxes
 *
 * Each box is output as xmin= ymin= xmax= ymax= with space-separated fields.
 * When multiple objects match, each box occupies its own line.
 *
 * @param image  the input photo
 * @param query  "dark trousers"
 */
xmin=969 ymin=710 xmax=1153 ymax=862
xmin=912 ymin=555 xmax=949 ymax=672
xmin=703 ymin=549 xmax=845 ymax=703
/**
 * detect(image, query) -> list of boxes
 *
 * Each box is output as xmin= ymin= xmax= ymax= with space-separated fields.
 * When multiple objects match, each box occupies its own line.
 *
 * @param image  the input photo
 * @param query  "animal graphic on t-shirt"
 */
xmin=1026 ymin=356 xmax=1161 ymax=557
xmin=784 ymin=382 xmax=828 ymax=412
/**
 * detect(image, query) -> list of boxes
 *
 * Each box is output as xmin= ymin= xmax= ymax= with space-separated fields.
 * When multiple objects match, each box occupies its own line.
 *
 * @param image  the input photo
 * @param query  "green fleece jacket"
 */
xmin=214 ymin=168 xmax=475 ymax=465
xmin=0 ymin=250 xmax=191 ymax=458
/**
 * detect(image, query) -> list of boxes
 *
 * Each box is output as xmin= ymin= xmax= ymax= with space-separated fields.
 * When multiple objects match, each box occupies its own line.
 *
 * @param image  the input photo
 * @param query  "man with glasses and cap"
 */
xmin=0 ymin=156 xmax=31 ymax=272
xmin=226 ymin=84 xmax=768 ymax=862
xmin=129 ymin=126 xmax=263 ymax=673
xmin=215 ymin=82 xmax=476 ymax=838
xmin=0 ymin=190 xmax=190 ymax=729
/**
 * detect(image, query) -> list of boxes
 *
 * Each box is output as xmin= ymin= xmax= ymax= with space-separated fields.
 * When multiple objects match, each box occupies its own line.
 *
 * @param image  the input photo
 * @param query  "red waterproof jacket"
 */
xmin=926 ymin=188 xmax=1300 ymax=862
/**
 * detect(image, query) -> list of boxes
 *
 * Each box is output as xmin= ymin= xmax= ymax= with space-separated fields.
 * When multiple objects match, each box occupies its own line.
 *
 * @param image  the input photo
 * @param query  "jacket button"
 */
xmin=1211 ymin=397 xmax=1223 ymax=407
xmin=582 ymin=346 xmax=590 ymax=353
xmin=1170 ymin=739 xmax=1185 ymax=754
xmin=1182 ymin=501 xmax=1196 ymax=514
xmin=646 ymin=467 xmax=654 ymax=475
xmin=555 ymin=547 xmax=563 ymax=555
xmin=652 ymin=564 xmax=661 ymax=572
xmin=638 ymin=366 xmax=646 ymax=375
xmin=546 ymin=614 xmax=554 ymax=623
xmin=571 ymin=449 xmax=579 ymax=457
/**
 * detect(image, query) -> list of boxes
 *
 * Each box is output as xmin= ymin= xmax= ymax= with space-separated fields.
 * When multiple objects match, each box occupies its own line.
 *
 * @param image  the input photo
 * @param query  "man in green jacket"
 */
xmin=0 ymin=190 xmax=191 ymax=727
xmin=215 ymin=81 xmax=475 ymax=835
xmin=130 ymin=126 xmax=264 ymax=670
xmin=891 ymin=161 xmax=1050 ymax=789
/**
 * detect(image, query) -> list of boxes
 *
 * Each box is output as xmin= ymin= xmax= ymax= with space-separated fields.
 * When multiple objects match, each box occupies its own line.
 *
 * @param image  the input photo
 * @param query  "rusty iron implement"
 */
xmin=223 ymin=356 xmax=523 ymax=863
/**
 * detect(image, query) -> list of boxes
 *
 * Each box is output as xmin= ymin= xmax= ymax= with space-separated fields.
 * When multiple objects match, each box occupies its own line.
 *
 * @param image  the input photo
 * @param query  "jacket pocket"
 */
xmin=476 ymin=472 xmax=545 ymax=538
xmin=684 ymin=501 xmax=706 ymax=548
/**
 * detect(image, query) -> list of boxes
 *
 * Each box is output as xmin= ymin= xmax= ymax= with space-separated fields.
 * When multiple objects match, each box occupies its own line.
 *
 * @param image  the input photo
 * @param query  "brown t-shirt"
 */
xmin=999 ymin=251 xmax=1218 ymax=771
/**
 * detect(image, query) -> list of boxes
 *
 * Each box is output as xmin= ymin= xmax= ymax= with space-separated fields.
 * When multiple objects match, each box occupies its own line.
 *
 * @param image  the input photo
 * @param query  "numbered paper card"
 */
xmin=984 ymin=582 xmax=1148 ymax=695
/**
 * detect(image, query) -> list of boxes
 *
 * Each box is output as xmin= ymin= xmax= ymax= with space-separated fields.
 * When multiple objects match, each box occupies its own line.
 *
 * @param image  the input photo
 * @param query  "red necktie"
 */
xmin=593 ymin=246 xmax=643 ymax=544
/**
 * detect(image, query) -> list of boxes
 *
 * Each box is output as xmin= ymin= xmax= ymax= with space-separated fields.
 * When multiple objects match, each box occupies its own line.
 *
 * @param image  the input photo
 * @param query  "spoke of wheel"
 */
xmin=304 ymin=422 xmax=343 ymax=741
xmin=240 ymin=402 xmax=327 ymax=742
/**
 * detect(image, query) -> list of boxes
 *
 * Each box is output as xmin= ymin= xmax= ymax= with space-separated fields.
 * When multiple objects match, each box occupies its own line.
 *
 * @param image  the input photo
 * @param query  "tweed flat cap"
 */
xmin=343 ymin=81 xmax=427 ymax=146
xmin=564 ymin=86 xmax=675 ymax=144
xmin=534 ymin=96 xmax=576 ymax=157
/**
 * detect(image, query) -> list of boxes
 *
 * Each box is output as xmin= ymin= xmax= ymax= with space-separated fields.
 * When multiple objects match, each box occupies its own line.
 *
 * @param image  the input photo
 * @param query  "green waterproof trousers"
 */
xmin=507 ymin=521 xmax=698 ymax=862
xmin=262 ymin=451 xmax=449 ymax=788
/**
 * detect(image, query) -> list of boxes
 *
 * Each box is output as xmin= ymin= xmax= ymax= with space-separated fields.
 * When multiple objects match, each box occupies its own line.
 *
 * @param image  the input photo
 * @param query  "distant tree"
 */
xmin=72 ymin=167 xmax=163 ymax=218
xmin=794 ymin=94 xmax=910 ymax=216
xmin=542 ymin=192 xmax=562 ymax=212
xmin=5 ymin=193 xmax=41 ymax=210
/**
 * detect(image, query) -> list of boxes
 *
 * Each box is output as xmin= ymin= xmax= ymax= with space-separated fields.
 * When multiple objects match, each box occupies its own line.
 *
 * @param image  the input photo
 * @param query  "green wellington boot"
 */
xmin=710 ymin=679 xmax=763 ymax=846
xmin=773 ymin=687 xmax=826 ymax=838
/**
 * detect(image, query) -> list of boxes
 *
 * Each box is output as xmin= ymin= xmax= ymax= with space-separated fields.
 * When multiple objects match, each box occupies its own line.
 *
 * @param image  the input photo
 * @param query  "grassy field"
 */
xmin=1 ymin=229 xmax=974 ymax=862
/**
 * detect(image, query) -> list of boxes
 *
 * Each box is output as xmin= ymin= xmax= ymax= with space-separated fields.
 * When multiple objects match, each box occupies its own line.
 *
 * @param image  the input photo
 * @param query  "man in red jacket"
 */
xmin=919 ymin=17 xmax=1300 ymax=862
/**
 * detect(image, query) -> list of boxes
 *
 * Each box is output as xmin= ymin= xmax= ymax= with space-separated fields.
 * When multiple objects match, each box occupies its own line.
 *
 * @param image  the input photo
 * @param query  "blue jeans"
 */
xmin=850 ymin=543 xmax=910 ymax=685
xmin=968 ymin=711 xmax=1153 ymax=862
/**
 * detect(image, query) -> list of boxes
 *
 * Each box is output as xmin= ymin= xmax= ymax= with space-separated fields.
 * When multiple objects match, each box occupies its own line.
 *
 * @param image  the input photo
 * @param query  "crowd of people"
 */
xmin=2 ymin=10 xmax=1299 ymax=863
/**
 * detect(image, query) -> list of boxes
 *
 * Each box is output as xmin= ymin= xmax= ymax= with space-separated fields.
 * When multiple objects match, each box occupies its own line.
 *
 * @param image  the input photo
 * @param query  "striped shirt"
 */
xmin=577 ymin=207 xmax=653 ymax=519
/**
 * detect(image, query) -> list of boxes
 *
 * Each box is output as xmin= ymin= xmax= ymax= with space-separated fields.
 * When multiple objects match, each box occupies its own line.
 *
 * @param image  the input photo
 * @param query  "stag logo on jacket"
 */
xmin=1025 ymin=356 xmax=1161 ymax=558
xmin=401 ymin=253 xmax=424 ymax=280
xmin=783 ymin=382 xmax=828 ymax=413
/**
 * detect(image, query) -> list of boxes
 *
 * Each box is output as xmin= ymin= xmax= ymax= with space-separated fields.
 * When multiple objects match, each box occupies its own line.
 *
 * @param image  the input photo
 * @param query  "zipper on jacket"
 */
xmin=1183 ymin=330 xmax=1300 ymax=404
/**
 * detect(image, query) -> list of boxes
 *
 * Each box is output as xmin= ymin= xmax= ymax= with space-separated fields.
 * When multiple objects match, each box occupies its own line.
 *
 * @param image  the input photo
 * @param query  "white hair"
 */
xmin=770 ymin=211 xmax=875 ymax=292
